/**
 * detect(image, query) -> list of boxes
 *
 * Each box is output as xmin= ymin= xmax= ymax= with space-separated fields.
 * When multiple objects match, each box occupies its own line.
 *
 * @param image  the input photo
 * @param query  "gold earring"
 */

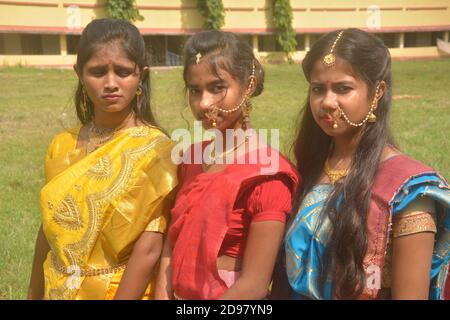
xmin=136 ymin=85 xmax=142 ymax=96
xmin=81 ymin=87 xmax=89 ymax=120
xmin=368 ymin=98 xmax=377 ymax=123
xmin=241 ymin=99 xmax=252 ymax=130
xmin=368 ymin=85 xmax=380 ymax=123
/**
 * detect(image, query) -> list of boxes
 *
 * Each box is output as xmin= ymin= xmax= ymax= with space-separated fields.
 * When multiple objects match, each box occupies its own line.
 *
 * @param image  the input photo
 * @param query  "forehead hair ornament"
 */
xmin=323 ymin=30 xmax=344 ymax=67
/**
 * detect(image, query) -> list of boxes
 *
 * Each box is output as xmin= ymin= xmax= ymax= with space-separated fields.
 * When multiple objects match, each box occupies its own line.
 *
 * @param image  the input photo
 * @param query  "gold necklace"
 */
xmin=205 ymin=134 xmax=252 ymax=167
xmin=86 ymin=114 xmax=133 ymax=153
xmin=324 ymin=159 xmax=349 ymax=184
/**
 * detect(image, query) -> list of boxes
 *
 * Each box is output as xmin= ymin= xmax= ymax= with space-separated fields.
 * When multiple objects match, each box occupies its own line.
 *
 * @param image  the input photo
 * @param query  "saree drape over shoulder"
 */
xmin=285 ymin=155 xmax=450 ymax=300
xmin=40 ymin=126 xmax=178 ymax=300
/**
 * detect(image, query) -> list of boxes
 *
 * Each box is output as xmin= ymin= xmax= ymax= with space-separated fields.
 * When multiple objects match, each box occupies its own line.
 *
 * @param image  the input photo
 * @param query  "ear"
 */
xmin=141 ymin=66 xmax=149 ymax=80
xmin=376 ymin=80 xmax=387 ymax=102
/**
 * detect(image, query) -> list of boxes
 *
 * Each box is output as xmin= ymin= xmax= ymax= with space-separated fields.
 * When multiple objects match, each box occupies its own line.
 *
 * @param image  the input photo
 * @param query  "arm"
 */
xmin=391 ymin=232 xmax=434 ymax=299
xmin=219 ymin=220 xmax=286 ymax=300
xmin=391 ymin=197 xmax=436 ymax=300
xmin=154 ymin=234 xmax=173 ymax=300
xmin=114 ymin=231 xmax=163 ymax=300
xmin=28 ymin=225 xmax=50 ymax=300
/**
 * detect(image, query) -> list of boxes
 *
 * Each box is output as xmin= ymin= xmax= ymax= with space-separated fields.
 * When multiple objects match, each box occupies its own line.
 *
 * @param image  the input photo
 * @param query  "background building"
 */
xmin=0 ymin=0 xmax=449 ymax=67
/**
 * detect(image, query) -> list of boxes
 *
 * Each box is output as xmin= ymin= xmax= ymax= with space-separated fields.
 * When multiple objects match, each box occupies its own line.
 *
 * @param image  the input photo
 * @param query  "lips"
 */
xmin=320 ymin=115 xmax=334 ymax=123
xmin=102 ymin=94 xmax=122 ymax=101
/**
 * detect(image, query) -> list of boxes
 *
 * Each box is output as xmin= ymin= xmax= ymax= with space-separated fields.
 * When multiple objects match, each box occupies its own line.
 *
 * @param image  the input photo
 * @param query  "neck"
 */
xmin=93 ymin=107 xmax=135 ymax=129
xmin=215 ymin=121 xmax=251 ymax=151
xmin=329 ymin=132 xmax=360 ymax=167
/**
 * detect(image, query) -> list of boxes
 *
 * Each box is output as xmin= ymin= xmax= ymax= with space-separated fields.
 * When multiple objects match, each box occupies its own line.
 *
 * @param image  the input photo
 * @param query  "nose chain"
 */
xmin=332 ymin=83 xmax=381 ymax=129
xmin=204 ymin=62 xmax=256 ymax=127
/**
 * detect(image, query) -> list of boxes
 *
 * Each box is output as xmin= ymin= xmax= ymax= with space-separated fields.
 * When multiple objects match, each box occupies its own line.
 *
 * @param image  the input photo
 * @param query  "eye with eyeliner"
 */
xmin=211 ymin=84 xmax=226 ymax=94
xmin=88 ymin=67 xmax=106 ymax=77
xmin=311 ymin=85 xmax=324 ymax=94
xmin=115 ymin=66 xmax=134 ymax=77
xmin=335 ymin=85 xmax=352 ymax=93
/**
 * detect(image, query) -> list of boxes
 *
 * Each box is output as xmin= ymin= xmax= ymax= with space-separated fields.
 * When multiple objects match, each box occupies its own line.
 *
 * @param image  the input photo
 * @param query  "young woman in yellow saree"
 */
xmin=27 ymin=19 xmax=177 ymax=300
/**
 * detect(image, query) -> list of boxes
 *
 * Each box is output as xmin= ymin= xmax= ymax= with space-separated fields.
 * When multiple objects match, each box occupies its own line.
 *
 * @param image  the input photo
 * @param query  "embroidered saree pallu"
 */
xmin=40 ymin=126 xmax=177 ymax=300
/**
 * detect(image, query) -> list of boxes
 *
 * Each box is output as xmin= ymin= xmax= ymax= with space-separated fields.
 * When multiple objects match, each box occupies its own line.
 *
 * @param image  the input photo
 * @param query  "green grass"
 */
xmin=1 ymin=60 xmax=449 ymax=299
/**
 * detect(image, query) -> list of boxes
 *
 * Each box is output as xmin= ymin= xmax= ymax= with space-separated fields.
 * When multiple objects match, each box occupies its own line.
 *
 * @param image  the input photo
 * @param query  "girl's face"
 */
xmin=309 ymin=58 xmax=372 ymax=138
xmin=186 ymin=61 xmax=249 ymax=131
xmin=79 ymin=42 xmax=146 ymax=121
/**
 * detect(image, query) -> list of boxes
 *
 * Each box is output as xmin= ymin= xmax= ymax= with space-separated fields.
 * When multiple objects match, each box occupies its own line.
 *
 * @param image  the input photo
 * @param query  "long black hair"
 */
xmin=74 ymin=18 xmax=159 ymax=128
xmin=292 ymin=28 xmax=395 ymax=299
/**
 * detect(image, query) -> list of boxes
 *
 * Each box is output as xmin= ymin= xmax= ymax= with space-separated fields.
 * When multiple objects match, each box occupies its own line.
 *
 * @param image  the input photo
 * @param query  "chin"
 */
xmin=102 ymin=104 xmax=129 ymax=113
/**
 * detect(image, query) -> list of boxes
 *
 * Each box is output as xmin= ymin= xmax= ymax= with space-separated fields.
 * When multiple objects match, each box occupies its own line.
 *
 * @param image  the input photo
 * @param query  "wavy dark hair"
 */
xmin=74 ymin=18 xmax=159 ymax=128
xmin=182 ymin=30 xmax=265 ymax=100
xmin=291 ymin=28 xmax=395 ymax=298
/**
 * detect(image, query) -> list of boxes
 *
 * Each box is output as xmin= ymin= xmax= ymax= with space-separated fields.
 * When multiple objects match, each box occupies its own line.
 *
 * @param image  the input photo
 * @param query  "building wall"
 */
xmin=0 ymin=0 xmax=449 ymax=66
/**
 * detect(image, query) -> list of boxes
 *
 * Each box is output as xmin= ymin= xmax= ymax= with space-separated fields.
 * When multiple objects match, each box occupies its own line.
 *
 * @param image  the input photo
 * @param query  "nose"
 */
xmin=321 ymin=90 xmax=338 ymax=111
xmin=198 ymin=91 xmax=215 ymax=111
xmin=104 ymin=71 xmax=118 ymax=92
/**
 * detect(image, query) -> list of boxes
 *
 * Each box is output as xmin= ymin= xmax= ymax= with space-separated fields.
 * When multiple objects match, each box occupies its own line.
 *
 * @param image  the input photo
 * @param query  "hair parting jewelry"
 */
xmin=332 ymin=82 xmax=381 ymax=129
xmin=205 ymin=61 xmax=256 ymax=128
xmin=323 ymin=30 xmax=344 ymax=67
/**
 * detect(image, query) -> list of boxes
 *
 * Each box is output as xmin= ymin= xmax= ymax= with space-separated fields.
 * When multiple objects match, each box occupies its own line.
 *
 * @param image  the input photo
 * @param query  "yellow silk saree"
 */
xmin=40 ymin=125 xmax=177 ymax=300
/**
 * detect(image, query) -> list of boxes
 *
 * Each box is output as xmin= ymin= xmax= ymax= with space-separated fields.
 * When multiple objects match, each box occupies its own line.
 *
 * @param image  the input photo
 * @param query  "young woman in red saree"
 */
xmin=155 ymin=31 xmax=299 ymax=300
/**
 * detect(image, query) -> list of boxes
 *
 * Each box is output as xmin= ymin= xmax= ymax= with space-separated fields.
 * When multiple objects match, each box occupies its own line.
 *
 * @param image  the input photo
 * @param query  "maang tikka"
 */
xmin=323 ymin=30 xmax=344 ymax=67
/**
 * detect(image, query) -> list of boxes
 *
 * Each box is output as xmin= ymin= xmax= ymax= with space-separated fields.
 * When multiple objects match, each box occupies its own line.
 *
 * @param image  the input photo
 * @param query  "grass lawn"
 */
xmin=0 ymin=60 xmax=449 ymax=299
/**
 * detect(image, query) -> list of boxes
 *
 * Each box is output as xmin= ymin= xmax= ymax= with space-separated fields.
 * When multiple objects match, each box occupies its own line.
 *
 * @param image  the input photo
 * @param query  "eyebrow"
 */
xmin=86 ymin=63 xmax=136 ymax=70
xmin=311 ymin=80 xmax=355 ymax=86
xmin=187 ymin=79 xmax=225 ymax=88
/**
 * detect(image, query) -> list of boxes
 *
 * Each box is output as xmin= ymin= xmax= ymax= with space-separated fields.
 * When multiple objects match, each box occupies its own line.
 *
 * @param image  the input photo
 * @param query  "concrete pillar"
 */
xmin=444 ymin=31 xmax=449 ymax=42
xmin=305 ymin=34 xmax=310 ymax=51
xmin=164 ymin=36 xmax=168 ymax=65
xmin=399 ymin=32 xmax=405 ymax=49
xmin=59 ymin=34 xmax=67 ymax=56
xmin=252 ymin=34 xmax=259 ymax=54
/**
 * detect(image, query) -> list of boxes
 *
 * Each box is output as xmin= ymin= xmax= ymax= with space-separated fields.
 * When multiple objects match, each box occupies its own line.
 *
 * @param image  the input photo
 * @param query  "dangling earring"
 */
xmin=367 ymin=98 xmax=377 ymax=123
xmin=135 ymin=83 xmax=143 ymax=111
xmin=368 ymin=87 xmax=380 ymax=123
xmin=136 ymin=84 xmax=142 ymax=96
xmin=81 ymin=86 xmax=89 ymax=121
xmin=241 ymin=99 xmax=252 ymax=130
